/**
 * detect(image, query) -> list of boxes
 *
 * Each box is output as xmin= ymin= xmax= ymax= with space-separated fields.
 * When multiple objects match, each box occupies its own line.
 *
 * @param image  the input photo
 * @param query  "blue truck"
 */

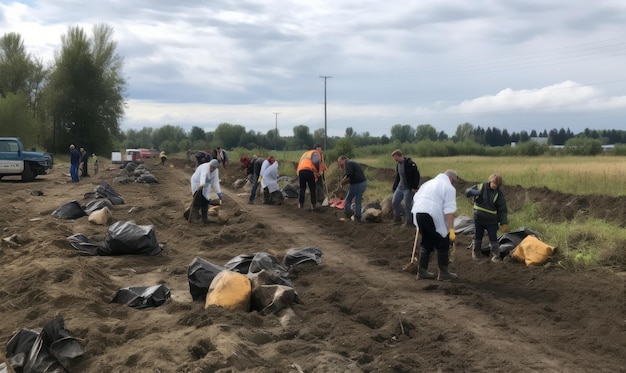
xmin=0 ymin=137 xmax=54 ymax=181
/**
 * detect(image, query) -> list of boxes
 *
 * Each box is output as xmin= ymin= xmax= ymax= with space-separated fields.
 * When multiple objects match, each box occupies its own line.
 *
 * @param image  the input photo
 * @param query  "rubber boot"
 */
xmin=437 ymin=266 xmax=458 ymax=281
xmin=417 ymin=247 xmax=435 ymax=280
xmin=472 ymin=239 xmax=482 ymax=260
xmin=415 ymin=247 xmax=434 ymax=279
xmin=201 ymin=206 xmax=209 ymax=223
xmin=490 ymin=241 xmax=501 ymax=263
xmin=437 ymin=251 xmax=458 ymax=281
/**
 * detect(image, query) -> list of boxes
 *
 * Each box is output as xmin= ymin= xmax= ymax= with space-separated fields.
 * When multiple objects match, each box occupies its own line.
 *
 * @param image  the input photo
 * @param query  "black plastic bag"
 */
xmin=136 ymin=173 xmax=159 ymax=183
xmin=111 ymin=284 xmax=171 ymax=309
xmin=283 ymin=247 xmax=323 ymax=267
xmin=479 ymin=226 xmax=542 ymax=257
xmin=66 ymin=233 xmax=103 ymax=256
xmin=187 ymin=257 xmax=226 ymax=301
xmin=3 ymin=315 xmax=83 ymax=373
xmin=83 ymin=198 xmax=113 ymax=215
xmin=101 ymin=221 xmax=161 ymax=255
xmin=281 ymin=183 xmax=299 ymax=198
xmin=94 ymin=181 xmax=125 ymax=205
xmin=51 ymin=200 xmax=86 ymax=220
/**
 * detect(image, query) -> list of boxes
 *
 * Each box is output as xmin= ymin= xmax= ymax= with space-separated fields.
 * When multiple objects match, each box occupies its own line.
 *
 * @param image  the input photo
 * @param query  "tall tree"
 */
xmin=390 ymin=124 xmax=416 ymax=143
xmin=44 ymin=24 xmax=126 ymax=154
xmin=0 ymin=33 xmax=31 ymax=95
xmin=293 ymin=125 xmax=313 ymax=149
xmin=189 ymin=126 xmax=206 ymax=142
xmin=214 ymin=122 xmax=246 ymax=149
xmin=454 ymin=122 xmax=474 ymax=142
xmin=415 ymin=124 xmax=438 ymax=142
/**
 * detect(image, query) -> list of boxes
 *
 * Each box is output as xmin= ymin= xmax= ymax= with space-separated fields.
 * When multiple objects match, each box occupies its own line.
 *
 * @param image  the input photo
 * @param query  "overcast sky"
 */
xmin=2 ymin=0 xmax=626 ymax=137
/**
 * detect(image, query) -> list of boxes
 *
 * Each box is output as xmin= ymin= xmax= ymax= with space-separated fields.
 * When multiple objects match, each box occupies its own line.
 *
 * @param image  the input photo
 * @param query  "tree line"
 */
xmin=2 ymin=24 xmax=625 ymax=158
xmin=0 ymin=25 xmax=125 ymax=156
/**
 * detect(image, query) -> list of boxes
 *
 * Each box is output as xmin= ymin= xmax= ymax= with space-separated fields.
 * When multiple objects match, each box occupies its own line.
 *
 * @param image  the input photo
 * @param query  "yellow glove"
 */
xmin=257 ymin=176 xmax=262 ymax=183
xmin=449 ymin=229 xmax=456 ymax=242
xmin=501 ymin=224 xmax=508 ymax=233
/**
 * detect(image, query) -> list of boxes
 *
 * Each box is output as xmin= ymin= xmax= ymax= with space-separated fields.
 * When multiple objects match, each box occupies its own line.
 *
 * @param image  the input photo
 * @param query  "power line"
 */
xmin=273 ymin=112 xmax=280 ymax=150
xmin=320 ymin=76 xmax=332 ymax=151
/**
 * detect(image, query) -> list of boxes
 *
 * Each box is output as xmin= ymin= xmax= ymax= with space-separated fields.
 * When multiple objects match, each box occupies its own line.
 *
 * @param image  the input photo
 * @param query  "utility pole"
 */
xmin=320 ymin=76 xmax=332 ymax=152
xmin=273 ymin=112 xmax=280 ymax=151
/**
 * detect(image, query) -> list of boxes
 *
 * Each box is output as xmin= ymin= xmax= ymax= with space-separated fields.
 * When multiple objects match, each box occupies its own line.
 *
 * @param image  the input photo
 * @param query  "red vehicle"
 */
xmin=138 ymin=148 xmax=152 ymax=159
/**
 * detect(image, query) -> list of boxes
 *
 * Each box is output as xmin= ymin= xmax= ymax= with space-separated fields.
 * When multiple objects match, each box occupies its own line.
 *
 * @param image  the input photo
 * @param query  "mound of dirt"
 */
xmin=0 ymin=159 xmax=624 ymax=372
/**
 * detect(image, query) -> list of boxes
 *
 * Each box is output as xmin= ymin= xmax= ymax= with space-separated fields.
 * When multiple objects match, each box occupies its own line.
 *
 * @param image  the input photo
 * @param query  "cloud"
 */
xmin=2 ymin=0 xmax=626 ymax=137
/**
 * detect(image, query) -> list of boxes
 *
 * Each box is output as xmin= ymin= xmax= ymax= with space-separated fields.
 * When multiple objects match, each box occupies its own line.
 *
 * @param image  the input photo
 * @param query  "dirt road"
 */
xmin=0 ymin=158 xmax=624 ymax=372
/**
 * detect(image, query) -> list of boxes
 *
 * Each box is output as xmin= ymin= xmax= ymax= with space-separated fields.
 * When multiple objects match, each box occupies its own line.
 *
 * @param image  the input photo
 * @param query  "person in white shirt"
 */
xmin=190 ymin=159 xmax=222 ymax=223
xmin=411 ymin=170 xmax=458 ymax=281
xmin=260 ymin=156 xmax=284 ymax=205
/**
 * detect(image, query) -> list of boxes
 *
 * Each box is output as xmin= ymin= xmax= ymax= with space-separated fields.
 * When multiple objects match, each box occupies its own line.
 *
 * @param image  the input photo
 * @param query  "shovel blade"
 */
xmin=402 ymin=260 xmax=419 ymax=274
xmin=322 ymin=197 xmax=329 ymax=206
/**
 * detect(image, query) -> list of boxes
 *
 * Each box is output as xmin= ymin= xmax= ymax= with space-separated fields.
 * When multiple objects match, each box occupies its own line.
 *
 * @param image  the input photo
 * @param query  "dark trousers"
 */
xmin=249 ymin=174 xmax=260 ymax=202
xmin=81 ymin=161 xmax=89 ymax=177
xmin=298 ymin=169 xmax=316 ymax=206
xmin=415 ymin=213 xmax=451 ymax=270
xmin=474 ymin=220 xmax=499 ymax=242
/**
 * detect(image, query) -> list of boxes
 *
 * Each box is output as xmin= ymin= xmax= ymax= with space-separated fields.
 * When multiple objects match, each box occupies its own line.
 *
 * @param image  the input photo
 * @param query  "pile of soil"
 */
xmin=0 ymin=157 xmax=624 ymax=372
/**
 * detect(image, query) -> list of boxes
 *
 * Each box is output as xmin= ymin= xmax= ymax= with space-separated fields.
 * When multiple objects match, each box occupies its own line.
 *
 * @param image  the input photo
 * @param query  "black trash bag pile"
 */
xmin=477 ymin=226 xmax=542 ymax=258
xmin=224 ymin=252 xmax=293 ymax=288
xmin=113 ymin=163 xmax=159 ymax=184
xmin=188 ymin=248 xmax=323 ymax=314
xmin=1 ymin=315 xmax=83 ymax=373
xmin=66 ymin=221 xmax=162 ymax=256
xmin=187 ymin=257 xmax=227 ymax=301
xmin=51 ymin=200 xmax=86 ymax=220
xmin=111 ymin=284 xmax=171 ymax=309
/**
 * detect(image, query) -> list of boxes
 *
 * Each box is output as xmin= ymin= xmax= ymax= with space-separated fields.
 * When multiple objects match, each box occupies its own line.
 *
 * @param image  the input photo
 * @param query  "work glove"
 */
xmin=501 ymin=224 xmax=508 ymax=233
xmin=448 ymin=228 xmax=456 ymax=242
xmin=258 ymin=176 xmax=262 ymax=183
xmin=198 ymin=184 xmax=204 ymax=189
xmin=217 ymin=192 xmax=223 ymax=200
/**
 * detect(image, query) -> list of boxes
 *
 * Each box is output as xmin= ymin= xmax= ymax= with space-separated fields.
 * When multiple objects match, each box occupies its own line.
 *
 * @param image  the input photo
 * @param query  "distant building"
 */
xmin=529 ymin=137 xmax=548 ymax=145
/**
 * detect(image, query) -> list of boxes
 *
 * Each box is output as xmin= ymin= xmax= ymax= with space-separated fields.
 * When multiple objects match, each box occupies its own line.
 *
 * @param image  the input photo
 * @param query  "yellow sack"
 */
xmin=511 ymin=235 xmax=554 ymax=266
xmin=205 ymin=270 xmax=251 ymax=311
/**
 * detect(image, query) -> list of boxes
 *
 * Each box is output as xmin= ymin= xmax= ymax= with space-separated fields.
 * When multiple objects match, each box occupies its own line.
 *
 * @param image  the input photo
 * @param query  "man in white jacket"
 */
xmin=411 ymin=170 xmax=458 ymax=281
xmin=190 ymin=159 xmax=222 ymax=223
xmin=260 ymin=156 xmax=283 ymax=205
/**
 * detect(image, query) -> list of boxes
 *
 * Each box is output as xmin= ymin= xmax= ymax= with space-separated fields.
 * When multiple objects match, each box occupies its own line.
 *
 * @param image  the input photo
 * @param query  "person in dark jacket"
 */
xmin=69 ymin=144 xmax=80 ymax=182
xmin=391 ymin=149 xmax=420 ymax=227
xmin=338 ymin=155 xmax=367 ymax=221
xmin=79 ymin=147 xmax=89 ymax=177
xmin=466 ymin=173 xmax=509 ymax=262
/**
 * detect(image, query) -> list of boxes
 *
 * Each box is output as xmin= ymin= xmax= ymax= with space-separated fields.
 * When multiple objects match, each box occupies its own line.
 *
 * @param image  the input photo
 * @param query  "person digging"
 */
xmin=189 ymin=157 xmax=222 ymax=224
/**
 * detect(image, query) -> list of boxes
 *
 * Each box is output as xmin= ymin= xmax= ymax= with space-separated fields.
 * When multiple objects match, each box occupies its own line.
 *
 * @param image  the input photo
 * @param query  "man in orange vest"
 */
xmin=296 ymin=144 xmax=327 ymax=210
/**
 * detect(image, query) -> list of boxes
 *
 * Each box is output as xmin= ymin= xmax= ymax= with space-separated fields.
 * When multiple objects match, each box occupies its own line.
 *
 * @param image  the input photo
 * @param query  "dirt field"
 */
xmin=1 ymin=157 xmax=624 ymax=373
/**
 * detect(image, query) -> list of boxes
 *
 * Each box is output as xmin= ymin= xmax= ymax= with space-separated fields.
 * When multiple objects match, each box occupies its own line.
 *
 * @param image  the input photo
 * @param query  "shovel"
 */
xmin=449 ymin=240 xmax=457 ymax=263
xmin=321 ymin=172 xmax=330 ymax=206
xmin=402 ymin=226 xmax=420 ymax=274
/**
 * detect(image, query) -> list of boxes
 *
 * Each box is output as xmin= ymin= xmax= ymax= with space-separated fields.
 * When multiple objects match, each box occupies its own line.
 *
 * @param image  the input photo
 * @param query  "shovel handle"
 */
xmin=410 ymin=226 xmax=419 ymax=262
